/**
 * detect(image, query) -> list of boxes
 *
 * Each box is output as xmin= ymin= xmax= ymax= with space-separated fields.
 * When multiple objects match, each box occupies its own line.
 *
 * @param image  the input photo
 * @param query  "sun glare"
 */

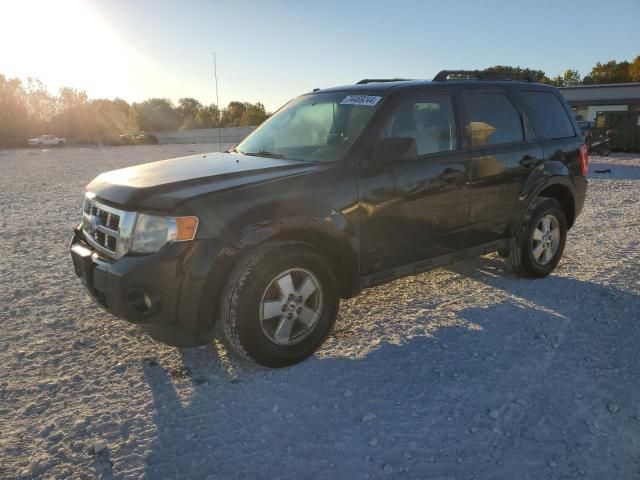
xmin=0 ymin=0 xmax=142 ymax=99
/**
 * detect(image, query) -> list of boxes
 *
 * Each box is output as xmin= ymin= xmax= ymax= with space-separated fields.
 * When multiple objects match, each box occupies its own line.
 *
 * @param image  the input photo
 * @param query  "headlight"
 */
xmin=130 ymin=214 xmax=198 ymax=254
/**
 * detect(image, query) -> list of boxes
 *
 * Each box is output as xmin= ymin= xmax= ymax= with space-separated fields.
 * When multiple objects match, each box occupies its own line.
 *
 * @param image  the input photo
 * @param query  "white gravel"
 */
xmin=1 ymin=145 xmax=639 ymax=479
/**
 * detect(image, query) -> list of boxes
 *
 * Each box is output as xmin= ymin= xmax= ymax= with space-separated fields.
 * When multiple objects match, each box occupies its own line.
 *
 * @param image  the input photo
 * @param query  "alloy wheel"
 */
xmin=532 ymin=214 xmax=560 ymax=265
xmin=259 ymin=268 xmax=323 ymax=346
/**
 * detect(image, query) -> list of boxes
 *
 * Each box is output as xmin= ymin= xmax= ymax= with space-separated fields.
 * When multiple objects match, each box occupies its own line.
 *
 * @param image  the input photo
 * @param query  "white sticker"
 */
xmin=340 ymin=95 xmax=382 ymax=107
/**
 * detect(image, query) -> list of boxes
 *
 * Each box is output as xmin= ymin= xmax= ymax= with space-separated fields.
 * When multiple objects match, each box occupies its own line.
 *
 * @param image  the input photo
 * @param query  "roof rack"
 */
xmin=433 ymin=70 xmax=535 ymax=82
xmin=356 ymin=78 xmax=412 ymax=84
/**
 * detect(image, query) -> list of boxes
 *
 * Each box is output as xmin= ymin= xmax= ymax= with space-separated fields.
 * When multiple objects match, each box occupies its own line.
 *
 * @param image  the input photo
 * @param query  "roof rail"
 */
xmin=356 ymin=78 xmax=412 ymax=84
xmin=433 ymin=70 xmax=535 ymax=82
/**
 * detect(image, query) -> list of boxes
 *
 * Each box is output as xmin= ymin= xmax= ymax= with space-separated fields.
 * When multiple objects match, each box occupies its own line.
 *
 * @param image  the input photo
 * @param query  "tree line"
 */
xmin=484 ymin=54 xmax=639 ymax=87
xmin=0 ymin=75 xmax=270 ymax=146
xmin=1 ymin=55 xmax=638 ymax=146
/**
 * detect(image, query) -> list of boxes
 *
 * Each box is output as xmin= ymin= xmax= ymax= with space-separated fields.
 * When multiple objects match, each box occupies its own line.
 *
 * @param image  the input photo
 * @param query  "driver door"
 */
xmin=357 ymin=92 xmax=471 ymax=276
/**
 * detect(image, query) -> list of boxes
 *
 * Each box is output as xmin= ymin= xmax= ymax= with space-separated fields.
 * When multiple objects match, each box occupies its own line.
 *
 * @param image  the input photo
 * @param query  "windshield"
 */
xmin=236 ymin=92 xmax=383 ymax=162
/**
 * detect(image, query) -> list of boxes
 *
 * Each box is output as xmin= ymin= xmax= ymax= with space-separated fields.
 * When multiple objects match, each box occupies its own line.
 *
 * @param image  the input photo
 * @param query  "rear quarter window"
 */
xmin=520 ymin=91 xmax=576 ymax=140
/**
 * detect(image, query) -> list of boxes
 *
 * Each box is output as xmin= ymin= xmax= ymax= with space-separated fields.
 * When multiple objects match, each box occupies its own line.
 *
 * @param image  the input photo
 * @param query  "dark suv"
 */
xmin=70 ymin=70 xmax=588 ymax=367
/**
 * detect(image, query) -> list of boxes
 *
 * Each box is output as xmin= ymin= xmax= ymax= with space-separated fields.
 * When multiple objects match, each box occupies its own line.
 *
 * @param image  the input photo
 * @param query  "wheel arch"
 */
xmin=517 ymin=162 xmax=578 ymax=233
xmin=268 ymin=228 xmax=360 ymax=299
xmin=536 ymin=183 xmax=576 ymax=229
xmin=193 ymin=223 xmax=360 ymax=336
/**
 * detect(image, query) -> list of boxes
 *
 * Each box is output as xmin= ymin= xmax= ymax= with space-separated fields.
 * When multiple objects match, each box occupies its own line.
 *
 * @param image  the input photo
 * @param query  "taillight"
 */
xmin=579 ymin=144 xmax=589 ymax=176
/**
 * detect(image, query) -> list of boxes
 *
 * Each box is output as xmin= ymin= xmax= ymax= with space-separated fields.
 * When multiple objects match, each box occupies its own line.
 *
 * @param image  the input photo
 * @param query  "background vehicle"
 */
xmin=118 ymin=133 xmax=159 ymax=145
xmin=577 ymin=120 xmax=594 ymax=138
xmin=70 ymin=70 xmax=588 ymax=367
xmin=586 ymin=129 xmax=615 ymax=156
xmin=28 ymin=134 xmax=65 ymax=146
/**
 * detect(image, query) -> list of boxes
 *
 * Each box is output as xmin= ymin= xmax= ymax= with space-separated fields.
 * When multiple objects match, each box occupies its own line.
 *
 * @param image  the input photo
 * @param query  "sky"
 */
xmin=1 ymin=0 xmax=638 ymax=112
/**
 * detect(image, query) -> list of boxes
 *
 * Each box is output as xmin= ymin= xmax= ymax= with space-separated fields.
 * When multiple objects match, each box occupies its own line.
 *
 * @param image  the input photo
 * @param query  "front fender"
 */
xmin=185 ymin=196 xmax=360 ymax=334
xmin=229 ymin=200 xmax=360 ymax=296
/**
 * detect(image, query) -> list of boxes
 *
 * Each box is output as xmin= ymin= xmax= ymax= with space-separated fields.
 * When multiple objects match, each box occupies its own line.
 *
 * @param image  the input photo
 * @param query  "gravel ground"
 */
xmin=1 ymin=145 xmax=639 ymax=479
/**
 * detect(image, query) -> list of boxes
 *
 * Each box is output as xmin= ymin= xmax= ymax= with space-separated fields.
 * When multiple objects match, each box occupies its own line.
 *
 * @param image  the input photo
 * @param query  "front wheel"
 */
xmin=219 ymin=241 xmax=339 ymax=367
xmin=507 ymin=197 xmax=567 ymax=278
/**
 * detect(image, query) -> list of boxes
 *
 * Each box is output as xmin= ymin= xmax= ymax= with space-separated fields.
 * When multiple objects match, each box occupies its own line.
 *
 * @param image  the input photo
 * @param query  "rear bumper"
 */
xmin=574 ymin=176 xmax=588 ymax=221
xmin=70 ymin=227 xmax=230 ymax=347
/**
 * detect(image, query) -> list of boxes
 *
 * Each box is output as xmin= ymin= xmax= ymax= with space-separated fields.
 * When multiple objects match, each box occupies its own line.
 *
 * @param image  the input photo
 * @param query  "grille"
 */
xmin=85 ymin=202 xmax=121 ymax=231
xmin=81 ymin=195 xmax=132 ymax=258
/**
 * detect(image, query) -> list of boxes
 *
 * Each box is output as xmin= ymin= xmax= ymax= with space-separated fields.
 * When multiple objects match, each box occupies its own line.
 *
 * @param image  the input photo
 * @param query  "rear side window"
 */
xmin=465 ymin=92 xmax=524 ymax=147
xmin=520 ymin=91 xmax=576 ymax=139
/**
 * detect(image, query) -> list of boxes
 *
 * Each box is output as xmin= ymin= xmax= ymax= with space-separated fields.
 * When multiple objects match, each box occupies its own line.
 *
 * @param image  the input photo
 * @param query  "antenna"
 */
xmin=214 ymin=52 xmax=222 ymax=151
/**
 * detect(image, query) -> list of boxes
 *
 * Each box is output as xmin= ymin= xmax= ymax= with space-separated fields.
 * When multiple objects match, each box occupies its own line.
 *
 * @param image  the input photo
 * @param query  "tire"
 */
xmin=219 ymin=241 xmax=339 ymax=367
xmin=597 ymin=144 xmax=611 ymax=156
xmin=507 ymin=197 xmax=567 ymax=278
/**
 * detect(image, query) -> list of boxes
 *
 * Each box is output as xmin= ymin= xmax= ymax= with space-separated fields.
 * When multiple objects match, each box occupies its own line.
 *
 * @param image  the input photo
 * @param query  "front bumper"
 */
xmin=70 ymin=227 xmax=227 ymax=347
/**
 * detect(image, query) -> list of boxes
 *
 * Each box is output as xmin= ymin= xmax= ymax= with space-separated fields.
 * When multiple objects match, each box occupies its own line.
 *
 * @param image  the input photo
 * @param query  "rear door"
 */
xmin=358 ymin=90 xmax=471 ymax=275
xmin=462 ymin=87 xmax=543 ymax=246
xmin=517 ymin=89 xmax=583 ymax=175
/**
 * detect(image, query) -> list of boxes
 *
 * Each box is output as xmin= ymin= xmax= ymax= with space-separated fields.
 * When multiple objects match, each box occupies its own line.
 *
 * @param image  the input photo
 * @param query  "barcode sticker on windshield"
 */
xmin=340 ymin=95 xmax=382 ymax=107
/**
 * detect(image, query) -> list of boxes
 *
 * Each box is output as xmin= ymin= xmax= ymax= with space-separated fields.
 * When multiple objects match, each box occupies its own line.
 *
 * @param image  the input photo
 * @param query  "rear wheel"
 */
xmin=507 ymin=197 xmax=567 ymax=278
xmin=219 ymin=241 xmax=339 ymax=367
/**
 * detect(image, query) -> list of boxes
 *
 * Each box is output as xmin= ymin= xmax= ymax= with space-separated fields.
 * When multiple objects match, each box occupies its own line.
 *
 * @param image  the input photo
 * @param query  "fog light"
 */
xmin=126 ymin=289 xmax=157 ymax=316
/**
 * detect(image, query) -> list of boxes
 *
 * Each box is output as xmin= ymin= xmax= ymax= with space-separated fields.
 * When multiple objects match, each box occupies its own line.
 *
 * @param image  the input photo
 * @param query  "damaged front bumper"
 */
xmin=69 ymin=226 xmax=222 ymax=347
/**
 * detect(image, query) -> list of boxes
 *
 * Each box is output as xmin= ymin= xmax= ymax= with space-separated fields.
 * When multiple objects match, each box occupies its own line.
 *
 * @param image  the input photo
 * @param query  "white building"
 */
xmin=559 ymin=83 xmax=640 ymax=122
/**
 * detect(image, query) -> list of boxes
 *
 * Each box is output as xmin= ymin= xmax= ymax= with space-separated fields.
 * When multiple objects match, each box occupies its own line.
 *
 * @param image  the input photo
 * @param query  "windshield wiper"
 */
xmin=243 ymin=150 xmax=286 ymax=159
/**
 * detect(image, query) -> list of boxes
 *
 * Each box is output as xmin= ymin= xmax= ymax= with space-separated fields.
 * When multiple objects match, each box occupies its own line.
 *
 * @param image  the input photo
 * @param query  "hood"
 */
xmin=87 ymin=151 xmax=323 ymax=211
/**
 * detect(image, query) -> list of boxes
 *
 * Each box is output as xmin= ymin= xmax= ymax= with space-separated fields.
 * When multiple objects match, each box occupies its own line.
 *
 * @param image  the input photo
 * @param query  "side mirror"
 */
xmin=370 ymin=136 xmax=418 ymax=165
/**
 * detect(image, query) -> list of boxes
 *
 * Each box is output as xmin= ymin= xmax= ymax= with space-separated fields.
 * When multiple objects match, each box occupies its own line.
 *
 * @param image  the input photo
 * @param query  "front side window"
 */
xmin=465 ymin=92 xmax=524 ymax=147
xmin=520 ymin=91 xmax=576 ymax=139
xmin=381 ymin=95 xmax=458 ymax=156
xmin=237 ymin=92 xmax=382 ymax=162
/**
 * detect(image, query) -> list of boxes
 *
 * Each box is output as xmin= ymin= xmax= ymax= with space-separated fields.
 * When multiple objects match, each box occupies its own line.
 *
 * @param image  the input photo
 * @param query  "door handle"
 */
xmin=520 ymin=155 xmax=539 ymax=168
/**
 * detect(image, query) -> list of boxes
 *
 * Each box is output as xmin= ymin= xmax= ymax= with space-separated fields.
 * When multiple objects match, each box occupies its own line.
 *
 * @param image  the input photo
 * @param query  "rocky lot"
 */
xmin=0 ymin=145 xmax=639 ymax=479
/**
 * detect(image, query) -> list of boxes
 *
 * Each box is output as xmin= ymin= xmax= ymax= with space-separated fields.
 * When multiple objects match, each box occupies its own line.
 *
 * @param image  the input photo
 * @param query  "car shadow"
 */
xmin=142 ymin=255 xmax=640 ymax=479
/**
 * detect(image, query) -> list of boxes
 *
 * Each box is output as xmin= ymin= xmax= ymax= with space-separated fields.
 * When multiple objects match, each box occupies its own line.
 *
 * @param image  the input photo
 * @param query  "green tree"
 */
xmin=484 ymin=65 xmax=550 ymax=83
xmin=57 ymin=86 xmax=88 ymax=111
xmin=177 ymin=97 xmax=204 ymax=130
xmin=583 ymin=60 xmax=631 ymax=84
xmin=0 ymin=70 xmax=272 ymax=144
xmin=126 ymin=106 xmax=140 ymax=132
xmin=0 ymin=74 xmax=30 ymax=144
xmin=550 ymin=69 xmax=582 ymax=87
xmin=220 ymin=101 xmax=246 ymax=127
xmin=23 ymin=77 xmax=57 ymax=124
xmin=629 ymin=55 xmax=640 ymax=82
xmin=133 ymin=98 xmax=182 ymax=132
xmin=240 ymin=102 xmax=268 ymax=126
xmin=199 ymin=103 xmax=220 ymax=127
xmin=53 ymin=98 xmax=132 ymax=138
xmin=218 ymin=101 xmax=269 ymax=127
xmin=177 ymin=97 xmax=202 ymax=117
